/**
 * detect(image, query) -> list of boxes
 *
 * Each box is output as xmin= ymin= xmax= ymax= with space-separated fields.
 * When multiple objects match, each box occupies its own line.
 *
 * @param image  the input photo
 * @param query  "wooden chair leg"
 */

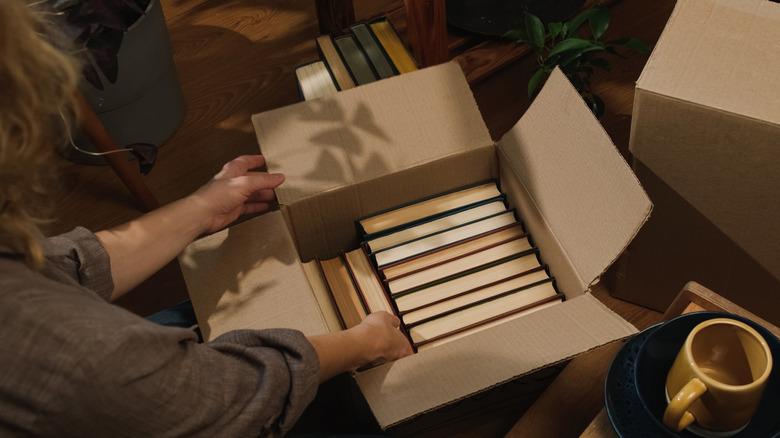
xmin=76 ymin=93 xmax=160 ymax=212
xmin=315 ymin=0 xmax=355 ymax=34
xmin=404 ymin=0 xmax=448 ymax=67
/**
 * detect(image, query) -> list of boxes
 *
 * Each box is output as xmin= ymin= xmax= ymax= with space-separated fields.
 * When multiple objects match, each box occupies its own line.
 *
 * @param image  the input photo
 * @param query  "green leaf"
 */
xmin=558 ymin=44 xmax=605 ymax=66
xmin=560 ymin=23 xmax=569 ymax=38
xmin=524 ymin=13 xmax=546 ymax=49
xmin=548 ymin=38 xmax=601 ymax=58
xmin=548 ymin=22 xmax=564 ymax=40
xmin=584 ymin=94 xmax=605 ymax=117
xmin=588 ymin=7 xmax=610 ymax=40
xmin=503 ymin=28 xmax=526 ymax=42
xmin=566 ymin=7 xmax=600 ymax=36
xmin=528 ymin=68 xmax=549 ymax=98
xmin=620 ymin=37 xmax=651 ymax=54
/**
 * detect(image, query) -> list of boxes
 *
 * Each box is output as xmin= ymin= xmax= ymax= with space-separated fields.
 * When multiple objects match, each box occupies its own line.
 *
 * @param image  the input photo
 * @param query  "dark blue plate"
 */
xmin=635 ymin=312 xmax=780 ymax=438
xmin=606 ymin=312 xmax=780 ymax=438
xmin=604 ymin=323 xmax=677 ymax=438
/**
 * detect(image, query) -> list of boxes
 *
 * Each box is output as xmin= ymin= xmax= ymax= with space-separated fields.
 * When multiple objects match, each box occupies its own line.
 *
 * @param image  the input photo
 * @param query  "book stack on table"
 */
xmin=295 ymin=17 xmax=418 ymax=101
xmin=318 ymin=181 xmax=565 ymax=352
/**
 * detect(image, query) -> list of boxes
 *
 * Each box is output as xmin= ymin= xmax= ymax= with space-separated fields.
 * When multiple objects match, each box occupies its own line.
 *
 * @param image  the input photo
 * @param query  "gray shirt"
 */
xmin=0 ymin=227 xmax=320 ymax=437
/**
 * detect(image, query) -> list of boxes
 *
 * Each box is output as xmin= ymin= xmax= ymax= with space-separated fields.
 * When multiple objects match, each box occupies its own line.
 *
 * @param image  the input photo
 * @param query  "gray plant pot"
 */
xmin=66 ymin=0 xmax=184 ymax=165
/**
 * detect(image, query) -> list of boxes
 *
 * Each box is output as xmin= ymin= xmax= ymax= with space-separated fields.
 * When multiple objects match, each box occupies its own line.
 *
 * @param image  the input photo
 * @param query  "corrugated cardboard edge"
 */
xmin=498 ymin=67 xmax=653 ymax=292
xmin=355 ymin=294 xmax=637 ymax=428
xmin=380 ymin=337 xmax=629 ymax=429
xmin=635 ymin=0 xmax=780 ymax=126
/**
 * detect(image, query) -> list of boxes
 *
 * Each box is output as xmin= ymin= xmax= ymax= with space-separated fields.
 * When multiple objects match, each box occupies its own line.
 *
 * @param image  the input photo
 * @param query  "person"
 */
xmin=0 ymin=1 xmax=412 ymax=436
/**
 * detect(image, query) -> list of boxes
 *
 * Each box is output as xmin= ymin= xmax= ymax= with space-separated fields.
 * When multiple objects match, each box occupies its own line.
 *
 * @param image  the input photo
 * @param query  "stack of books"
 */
xmin=317 ymin=182 xmax=564 ymax=351
xmin=295 ymin=18 xmax=418 ymax=101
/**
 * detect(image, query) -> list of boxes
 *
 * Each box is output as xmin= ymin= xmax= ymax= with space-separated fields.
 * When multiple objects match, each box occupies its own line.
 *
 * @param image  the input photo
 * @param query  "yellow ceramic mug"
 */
xmin=663 ymin=318 xmax=773 ymax=435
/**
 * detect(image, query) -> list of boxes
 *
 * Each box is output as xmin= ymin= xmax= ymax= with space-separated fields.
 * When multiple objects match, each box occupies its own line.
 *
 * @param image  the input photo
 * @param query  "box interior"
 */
xmin=183 ymin=62 xmax=650 ymax=428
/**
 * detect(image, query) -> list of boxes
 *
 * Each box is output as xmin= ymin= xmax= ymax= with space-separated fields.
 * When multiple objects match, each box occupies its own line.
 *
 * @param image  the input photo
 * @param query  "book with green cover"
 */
xmin=334 ymin=34 xmax=377 ymax=85
xmin=351 ymin=23 xmax=395 ymax=79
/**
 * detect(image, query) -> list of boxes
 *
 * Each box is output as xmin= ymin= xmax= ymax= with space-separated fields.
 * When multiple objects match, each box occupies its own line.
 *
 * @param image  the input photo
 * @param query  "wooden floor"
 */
xmin=49 ymin=0 xmax=675 ymax=434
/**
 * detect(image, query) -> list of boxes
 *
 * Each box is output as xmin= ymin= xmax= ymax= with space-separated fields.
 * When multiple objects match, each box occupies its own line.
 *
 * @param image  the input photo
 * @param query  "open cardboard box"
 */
xmin=180 ymin=62 xmax=652 ymax=429
xmin=612 ymin=0 xmax=780 ymax=324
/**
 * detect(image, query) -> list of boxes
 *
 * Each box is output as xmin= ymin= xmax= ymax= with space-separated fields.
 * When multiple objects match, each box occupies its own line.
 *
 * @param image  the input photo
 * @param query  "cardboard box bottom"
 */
xmin=611 ymin=161 xmax=780 ymax=325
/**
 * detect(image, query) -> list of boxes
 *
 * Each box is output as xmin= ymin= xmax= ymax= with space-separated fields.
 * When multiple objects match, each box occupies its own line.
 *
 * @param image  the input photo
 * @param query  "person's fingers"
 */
xmin=389 ymin=314 xmax=401 ymax=328
xmin=216 ymin=155 xmax=266 ymax=178
xmin=241 ymin=203 xmax=271 ymax=216
xmin=247 ymin=189 xmax=276 ymax=203
xmin=234 ymin=173 xmax=285 ymax=192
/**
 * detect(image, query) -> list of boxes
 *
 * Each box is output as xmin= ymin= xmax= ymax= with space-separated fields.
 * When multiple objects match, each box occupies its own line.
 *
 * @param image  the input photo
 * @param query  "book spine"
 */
xmin=369 ymin=207 xmax=513 ymax=257
xmin=378 ymin=222 xmax=523 ymax=272
xmin=412 ymin=292 xmax=564 ymax=349
xmin=351 ymin=23 xmax=395 ymax=79
xmin=398 ymin=265 xmax=549 ymax=315
xmin=340 ymin=254 xmax=370 ymax=316
xmin=315 ymin=258 xmax=347 ymax=330
xmin=366 ymin=21 xmax=399 ymax=75
xmin=333 ymin=34 xmax=377 ymax=85
xmin=391 ymin=247 xmax=538 ymax=298
xmin=357 ymin=178 xmax=500 ymax=238
xmin=382 ymin=229 xmax=528 ymax=282
xmin=313 ymin=44 xmax=343 ymax=92
xmin=404 ymin=277 xmax=557 ymax=328
xmin=368 ymin=17 xmax=417 ymax=72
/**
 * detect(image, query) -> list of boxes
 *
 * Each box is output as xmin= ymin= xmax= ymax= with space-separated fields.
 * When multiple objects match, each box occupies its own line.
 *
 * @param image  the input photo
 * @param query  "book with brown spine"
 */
xmin=316 ymin=35 xmax=356 ymax=91
xmin=381 ymin=224 xmax=527 ymax=281
xmin=319 ymin=256 xmax=367 ymax=328
xmin=343 ymin=248 xmax=394 ymax=315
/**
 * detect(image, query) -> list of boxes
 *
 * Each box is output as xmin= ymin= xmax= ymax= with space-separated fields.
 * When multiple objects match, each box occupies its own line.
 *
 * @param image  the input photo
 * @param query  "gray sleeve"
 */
xmin=56 ymin=320 xmax=320 ymax=437
xmin=43 ymin=227 xmax=114 ymax=300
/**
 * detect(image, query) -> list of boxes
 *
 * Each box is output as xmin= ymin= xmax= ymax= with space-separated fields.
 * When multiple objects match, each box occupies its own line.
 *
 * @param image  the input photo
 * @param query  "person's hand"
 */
xmin=350 ymin=312 xmax=414 ymax=366
xmin=190 ymin=155 xmax=284 ymax=234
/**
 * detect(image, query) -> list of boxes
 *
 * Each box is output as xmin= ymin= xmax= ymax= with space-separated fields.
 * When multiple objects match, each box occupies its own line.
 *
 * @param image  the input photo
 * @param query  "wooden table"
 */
xmin=507 ymin=281 xmax=780 ymax=437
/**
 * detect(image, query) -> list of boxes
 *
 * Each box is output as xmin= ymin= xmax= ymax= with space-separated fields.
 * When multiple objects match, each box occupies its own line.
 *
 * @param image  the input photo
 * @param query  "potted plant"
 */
xmin=48 ymin=0 xmax=184 ymax=170
xmin=505 ymin=7 xmax=649 ymax=117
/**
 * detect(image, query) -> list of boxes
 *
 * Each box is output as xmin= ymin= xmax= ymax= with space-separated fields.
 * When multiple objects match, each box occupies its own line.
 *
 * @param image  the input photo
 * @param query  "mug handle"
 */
xmin=663 ymin=378 xmax=707 ymax=431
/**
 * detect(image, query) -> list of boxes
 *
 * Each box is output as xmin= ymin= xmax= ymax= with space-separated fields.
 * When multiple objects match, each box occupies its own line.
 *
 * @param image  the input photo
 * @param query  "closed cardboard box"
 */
xmin=180 ymin=63 xmax=651 ymax=429
xmin=613 ymin=0 xmax=780 ymax=324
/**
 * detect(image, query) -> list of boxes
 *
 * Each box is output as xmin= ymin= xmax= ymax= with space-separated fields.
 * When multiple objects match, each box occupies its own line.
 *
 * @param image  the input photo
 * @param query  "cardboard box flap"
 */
xmin=637 ymin=0 xmax=780 ymax=125
xmin=252 ymin=62 xmax=493 ymax=205
xmin=179 ymin=211 xmax=330 ymax=340
xmin=355 ymin=293 xmax=636 ymax=428
xmin=496 ymin=68 xmax=652 ymax=290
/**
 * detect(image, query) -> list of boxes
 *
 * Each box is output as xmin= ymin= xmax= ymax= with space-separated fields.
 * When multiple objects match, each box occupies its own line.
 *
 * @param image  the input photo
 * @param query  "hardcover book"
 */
xmin=365 ymin=200 xmax=507 ymax=253
xmin=359 ymin=182 xmax=502 ymax=237
xmin=334 ymin=34 xmax=377 ymax=85
xmin=374 ymin=210 xmax=517 ymax=267
xmin=351 ymin=23 xmax=395 ymax=79
xmin=369 ymin=19 xmax=417 ymax=74
xmin=387 ymin=237 xmax=533 ymax=294
xmin=295 ymin=61 xmax=338 ymax=100
xmin=319 ymin=256 xmax=367 ymax=328
xmin=381 ymin=224 xmax=527 ymax=280
xmin=316 ymin=35 xmax=356 ymax=91
xmin=344 ymin=248 xmax=394 ymax=315
xmin=393 ymin=252 xmax=544 ymax=313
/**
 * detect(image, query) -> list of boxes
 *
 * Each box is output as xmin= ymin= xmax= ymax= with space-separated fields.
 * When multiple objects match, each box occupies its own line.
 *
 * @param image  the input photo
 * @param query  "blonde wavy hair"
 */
xmin=0 ymin=0 xmax=80 ymax=267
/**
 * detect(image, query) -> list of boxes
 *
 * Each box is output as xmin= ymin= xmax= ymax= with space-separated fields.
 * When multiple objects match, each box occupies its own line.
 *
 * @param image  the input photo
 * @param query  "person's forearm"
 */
xmin=96 ymin=196 xmax=208 ymax=300
xmin=306 ymin=329 xmax=370 ymax=382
